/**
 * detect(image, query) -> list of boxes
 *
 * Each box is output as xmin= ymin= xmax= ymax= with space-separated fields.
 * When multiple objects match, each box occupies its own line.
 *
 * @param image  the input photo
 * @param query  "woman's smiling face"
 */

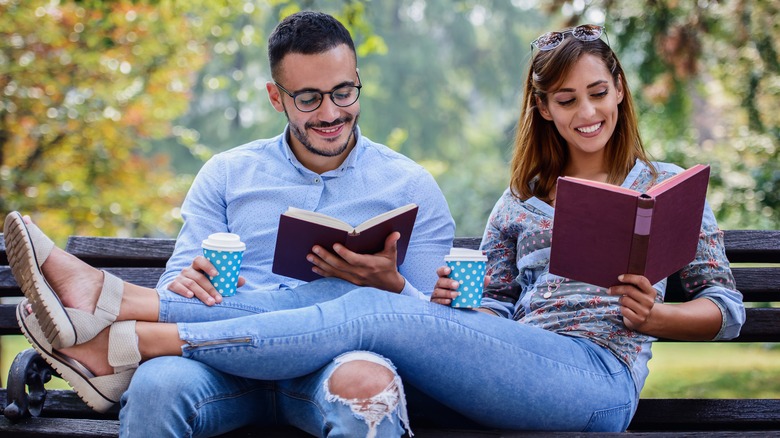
xmin=537 ymin=53 xmax=624 ymax=160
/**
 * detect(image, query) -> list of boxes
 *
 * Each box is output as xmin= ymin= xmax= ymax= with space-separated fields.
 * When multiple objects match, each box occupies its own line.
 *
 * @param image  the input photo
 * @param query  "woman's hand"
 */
xmin=607 ymin=274 xmax=658 ymax=332
xmin=431 ymin=266 xmax=494 ymax=314
xmin=167 ymin=255 xmax=246 ymax=306
xmin=430 ymin=265 xmax=460 ymax=306
xmin=609 ymin=274 xmax=723 ymax=340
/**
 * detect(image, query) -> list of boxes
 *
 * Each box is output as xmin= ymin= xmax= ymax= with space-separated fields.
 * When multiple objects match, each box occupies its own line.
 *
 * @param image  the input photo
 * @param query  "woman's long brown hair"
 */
xmin=509 ymin=36 xmax=655 ymax=202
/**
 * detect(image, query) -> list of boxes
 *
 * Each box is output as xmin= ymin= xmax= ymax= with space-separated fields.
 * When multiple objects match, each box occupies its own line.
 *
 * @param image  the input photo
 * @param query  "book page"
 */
xmin=283 ymin=207 xmax=354 ymax=232
xmin=646 ymin=164 xmax=709 ymax=197
xmin=559 ymin=176 xmax=641 ymax=196
xmin=354 ymin=203 xmax=418 ymax=233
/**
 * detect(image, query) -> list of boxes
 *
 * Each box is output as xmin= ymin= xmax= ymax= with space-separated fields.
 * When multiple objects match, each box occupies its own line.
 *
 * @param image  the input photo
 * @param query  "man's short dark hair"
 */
xmin=268 ymin=11 xmax=356 ymax=80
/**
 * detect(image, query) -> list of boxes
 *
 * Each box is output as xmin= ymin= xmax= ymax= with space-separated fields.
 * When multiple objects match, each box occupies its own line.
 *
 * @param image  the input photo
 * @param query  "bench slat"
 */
xmin=0 ymin=417 xmax=119 ymax=438
xmin=64 ymin=236 xmax=174 ymax=268
xmin=723 ymin=230 xmax=780 ymax=263
xmin=0 ymin=267 xmax=165 ymax=296
xmin=731 ymin=267 xmax=780 ymax=300
xmin=3 ymin=267 xmax=777 ymax=302
xmin=1 ymin=390 xmax=778 ymax=436
xmin=0 ymin=305 xmax=777 ymax=342
xmin=4 ymin=229 xmax=779 ymax=264
xmin=630 ymin=398 xmax=780 ymax=430
xmin=0 ymin=418 xmax=775 ymax=438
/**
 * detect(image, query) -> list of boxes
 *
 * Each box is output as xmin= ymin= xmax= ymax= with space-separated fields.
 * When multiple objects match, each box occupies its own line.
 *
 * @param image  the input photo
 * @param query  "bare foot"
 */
xmin=42 ymin=249 xmax=104 ymax=313
xmin=22 ymin=216 xmax=104 ymax=314
xmin=59 ymin=322 xmax=183 ymax=377
xmin=61 ymin=329 xmax=113 ymax=377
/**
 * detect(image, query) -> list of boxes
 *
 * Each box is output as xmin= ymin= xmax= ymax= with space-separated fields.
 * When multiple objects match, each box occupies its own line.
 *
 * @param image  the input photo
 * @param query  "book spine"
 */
xmin=626 ymin=195 xmax=655 ymax=275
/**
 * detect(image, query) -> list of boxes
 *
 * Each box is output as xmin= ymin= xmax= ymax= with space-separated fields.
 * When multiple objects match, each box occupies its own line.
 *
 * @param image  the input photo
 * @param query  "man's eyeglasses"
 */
xmin=275 ymin=72 xmax=362 ymax=113
xmin=531 ymin=24 xmax=607 ymax=52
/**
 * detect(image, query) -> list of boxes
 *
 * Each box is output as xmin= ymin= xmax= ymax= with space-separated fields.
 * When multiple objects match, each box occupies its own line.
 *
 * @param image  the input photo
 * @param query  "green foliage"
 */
xmin=0 ymin=0 xmax=218 ymax=241
xmin=2 ymin=0 xmax=778 ymax=242
xmin=564 ymin=0 xmax=780 ymax=229
xmin=356 ymin=1 xmax=549 ymax=236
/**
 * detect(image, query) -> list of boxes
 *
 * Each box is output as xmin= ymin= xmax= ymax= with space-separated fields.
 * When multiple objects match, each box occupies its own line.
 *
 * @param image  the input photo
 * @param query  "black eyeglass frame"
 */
xmin=274 ymin=71 xmax=362 ymax=113
xmin=530 ymin=24 xmax=608 ymax=52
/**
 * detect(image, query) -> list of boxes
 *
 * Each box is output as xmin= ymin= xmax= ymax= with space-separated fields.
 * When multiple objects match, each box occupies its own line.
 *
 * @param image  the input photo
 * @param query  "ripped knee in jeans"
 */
xmin=324 ymin=351 xmax=411 ymax=438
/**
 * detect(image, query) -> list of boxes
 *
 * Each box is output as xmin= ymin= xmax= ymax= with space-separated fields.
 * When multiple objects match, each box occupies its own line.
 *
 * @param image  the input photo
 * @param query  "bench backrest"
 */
xmin=1 ymin=230 xmax=779 ymax=341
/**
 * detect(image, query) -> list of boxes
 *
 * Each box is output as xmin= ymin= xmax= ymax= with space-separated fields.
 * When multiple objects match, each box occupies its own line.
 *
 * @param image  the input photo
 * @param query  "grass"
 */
xmin=2 ymin=335 xmax=70 ymax=389
xmin=4 ymin=335 xmax=780 ymax=397
xmin=642 ymin=342 xmax=780 ymax=398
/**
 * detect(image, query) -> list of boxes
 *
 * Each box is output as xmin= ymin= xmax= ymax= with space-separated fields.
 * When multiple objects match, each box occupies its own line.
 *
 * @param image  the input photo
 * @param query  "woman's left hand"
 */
xmin=608 ymin=274 xmax=658 ymax=332
xmin=430 ymin=265 xmax=460 ymax=306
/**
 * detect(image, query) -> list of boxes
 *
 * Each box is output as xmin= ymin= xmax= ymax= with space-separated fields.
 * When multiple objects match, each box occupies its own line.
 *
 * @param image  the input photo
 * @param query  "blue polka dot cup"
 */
xmin=202 ymin=233 xmax=246 ymax=297
xmin=444 ymin=248 xmax=488 ymax=309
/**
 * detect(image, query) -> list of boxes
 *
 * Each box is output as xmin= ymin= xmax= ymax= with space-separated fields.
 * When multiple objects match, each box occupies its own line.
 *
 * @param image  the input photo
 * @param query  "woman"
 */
xmin=9 ymin=25 xmax=744 ymax=432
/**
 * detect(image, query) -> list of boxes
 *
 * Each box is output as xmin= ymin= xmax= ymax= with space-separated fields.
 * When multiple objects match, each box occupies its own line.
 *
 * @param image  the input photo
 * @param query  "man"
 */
xmin=7 ymin=10 xmax=454 ymax=438
xmin=127 ymin=10 xmax=455 ymax=438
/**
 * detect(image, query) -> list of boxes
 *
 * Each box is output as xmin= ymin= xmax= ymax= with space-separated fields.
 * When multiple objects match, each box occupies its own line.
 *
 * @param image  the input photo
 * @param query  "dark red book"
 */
xmin=272 ymin=204 xmax=418 ymax=282
xmin=549 ymin=164 xmax=710 ymax=288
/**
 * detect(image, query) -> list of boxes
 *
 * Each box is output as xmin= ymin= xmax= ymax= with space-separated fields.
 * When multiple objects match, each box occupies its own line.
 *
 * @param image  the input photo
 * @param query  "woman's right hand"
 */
xmin=430 ymin=265 xmax=460 ymax=306
xmin=166 ymin=256 xmax=245 ymax=305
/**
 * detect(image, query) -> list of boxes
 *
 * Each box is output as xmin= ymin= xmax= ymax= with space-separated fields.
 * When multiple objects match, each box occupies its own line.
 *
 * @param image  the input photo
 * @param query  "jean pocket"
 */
xmin=583 ymin=401 xmax=632 ymax=432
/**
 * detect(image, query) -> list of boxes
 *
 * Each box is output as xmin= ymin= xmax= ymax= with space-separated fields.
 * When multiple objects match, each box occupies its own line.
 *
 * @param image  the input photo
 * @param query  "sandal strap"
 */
xmin=65 ymin=308 xmax=112 ymax=343
xmin=58 ymin=271 xmax=123 ymax=345
xmin=25 ymin=221 xmax=55 ymax=267
xmin=108 ymin=321 xmax=140 ymax=373
xmin=94 ymin=271 xmax=123 ymax=322
xmin=89 ymin=372 xmax=135 ymax=402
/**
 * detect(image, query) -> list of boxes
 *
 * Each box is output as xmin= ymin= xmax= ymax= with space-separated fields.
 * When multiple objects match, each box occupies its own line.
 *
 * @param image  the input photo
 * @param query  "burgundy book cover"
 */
xmin=549 ymin=165 xmax=710 ymax=288
xmin=272 ymin=206 xmax=418 ymax=282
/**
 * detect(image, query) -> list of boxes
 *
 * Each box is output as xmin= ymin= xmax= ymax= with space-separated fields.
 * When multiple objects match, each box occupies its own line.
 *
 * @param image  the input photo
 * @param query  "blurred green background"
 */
xmin=1 ymin=0 xmax=778 ymax=397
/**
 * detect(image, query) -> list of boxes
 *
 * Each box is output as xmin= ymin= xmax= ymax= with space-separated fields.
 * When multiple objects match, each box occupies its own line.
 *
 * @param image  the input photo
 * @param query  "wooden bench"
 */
xmin=0 ymin=231 xmax=779 ymax=437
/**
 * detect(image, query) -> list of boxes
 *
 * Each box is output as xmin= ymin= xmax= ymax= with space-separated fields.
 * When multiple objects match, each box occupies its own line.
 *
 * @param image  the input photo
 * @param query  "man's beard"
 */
xmin=287 ymin=111 xmax=359 ymax=158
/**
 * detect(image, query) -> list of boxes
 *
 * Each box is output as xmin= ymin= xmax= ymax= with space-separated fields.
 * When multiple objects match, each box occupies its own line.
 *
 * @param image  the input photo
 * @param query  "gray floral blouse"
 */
xmin=478 ymin=161 xmax=745 ymax=394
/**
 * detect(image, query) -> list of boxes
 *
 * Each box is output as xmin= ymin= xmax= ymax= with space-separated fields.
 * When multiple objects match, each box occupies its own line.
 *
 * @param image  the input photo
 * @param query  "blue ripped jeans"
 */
xmin=176 ymin=287 xmax=639 ymax=432
xmin=120 ymin=279 xmax=408 ymax=438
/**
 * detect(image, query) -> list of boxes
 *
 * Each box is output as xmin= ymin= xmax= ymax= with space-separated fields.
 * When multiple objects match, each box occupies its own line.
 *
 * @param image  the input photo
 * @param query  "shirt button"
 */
xmin=313 ymin=178 xmax=321 ymax=184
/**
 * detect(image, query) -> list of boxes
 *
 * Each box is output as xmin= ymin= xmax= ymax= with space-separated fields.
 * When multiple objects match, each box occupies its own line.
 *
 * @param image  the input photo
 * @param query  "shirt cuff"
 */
xmin=398 ymin=278 xmax=428 ymax=300
xmin=702 ymin=295 xmax=731 ymax=341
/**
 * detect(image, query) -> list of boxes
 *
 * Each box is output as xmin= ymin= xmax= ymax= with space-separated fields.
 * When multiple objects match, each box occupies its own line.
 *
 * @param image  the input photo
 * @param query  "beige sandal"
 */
xmin=17 ymin=299 xmax=139 ymax=413
xmin=4 ymin=211 xmax=123 ymax=349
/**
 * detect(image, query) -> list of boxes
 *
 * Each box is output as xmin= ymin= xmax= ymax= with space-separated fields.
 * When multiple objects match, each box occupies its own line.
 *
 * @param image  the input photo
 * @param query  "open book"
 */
xmin=549 ymin=164 xmax=710 ymax=288
xmin=272 ymin=203 xmax=418 ymax=281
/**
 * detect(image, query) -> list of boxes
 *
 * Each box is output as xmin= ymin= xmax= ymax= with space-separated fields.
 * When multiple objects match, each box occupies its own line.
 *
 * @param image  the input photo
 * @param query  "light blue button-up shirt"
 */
xmin=156 ymin=126 xmax=455 ymax=299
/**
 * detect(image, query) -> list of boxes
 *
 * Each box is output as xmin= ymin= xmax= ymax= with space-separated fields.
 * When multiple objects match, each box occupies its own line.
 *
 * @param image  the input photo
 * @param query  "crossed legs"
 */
xmin=39 ymin=246 xmax=160 ymax=322
xmin=6 ymin=212 xmax=409 ymax=437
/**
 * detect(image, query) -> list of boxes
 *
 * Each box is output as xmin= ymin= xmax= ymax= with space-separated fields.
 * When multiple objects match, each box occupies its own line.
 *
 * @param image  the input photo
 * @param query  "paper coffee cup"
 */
xmin=444 ymin=248 xmax=488 ymax=308
xmin=202 ymin=233 xmax=246 ymax=297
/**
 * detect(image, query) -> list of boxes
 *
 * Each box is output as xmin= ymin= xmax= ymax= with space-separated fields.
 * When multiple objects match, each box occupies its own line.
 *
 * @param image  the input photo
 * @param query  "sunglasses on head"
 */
xmin=531 ymin=24 xmax=607 ymax=52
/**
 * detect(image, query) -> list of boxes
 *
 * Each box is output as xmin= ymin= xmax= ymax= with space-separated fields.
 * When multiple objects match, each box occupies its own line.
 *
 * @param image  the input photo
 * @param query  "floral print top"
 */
xmin=478 ymin=161 xmax=745 ymax=394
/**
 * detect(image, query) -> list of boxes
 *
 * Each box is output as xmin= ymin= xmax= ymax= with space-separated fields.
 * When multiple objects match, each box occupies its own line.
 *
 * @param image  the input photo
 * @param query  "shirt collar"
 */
xmin=621 ymin=160 xmax=645 ymax=188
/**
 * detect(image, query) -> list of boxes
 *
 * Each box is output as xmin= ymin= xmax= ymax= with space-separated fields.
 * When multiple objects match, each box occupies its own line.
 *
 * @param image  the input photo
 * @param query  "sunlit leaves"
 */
xmin=0 ymin=0 xmax=213 ymax=240
xmin=553 ymin=0 xmax=780 ymax=229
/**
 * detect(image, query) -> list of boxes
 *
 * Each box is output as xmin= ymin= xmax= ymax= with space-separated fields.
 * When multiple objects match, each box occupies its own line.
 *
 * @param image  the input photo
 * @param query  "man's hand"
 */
xmin=308 ymin=232 xmax=406 ymax=293
xmin=607 ymin=274 xmax=658 ymax=332
xmin=167 ymin=255 xmax=246 ymax=305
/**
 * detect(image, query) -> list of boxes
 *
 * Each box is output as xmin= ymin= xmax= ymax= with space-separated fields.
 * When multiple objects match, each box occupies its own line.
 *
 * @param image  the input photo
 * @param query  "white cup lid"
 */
xmin=202 ymin=232 xmax=246 ymax=251
xmin=444 ymin=247 xmax=487 ymax=262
